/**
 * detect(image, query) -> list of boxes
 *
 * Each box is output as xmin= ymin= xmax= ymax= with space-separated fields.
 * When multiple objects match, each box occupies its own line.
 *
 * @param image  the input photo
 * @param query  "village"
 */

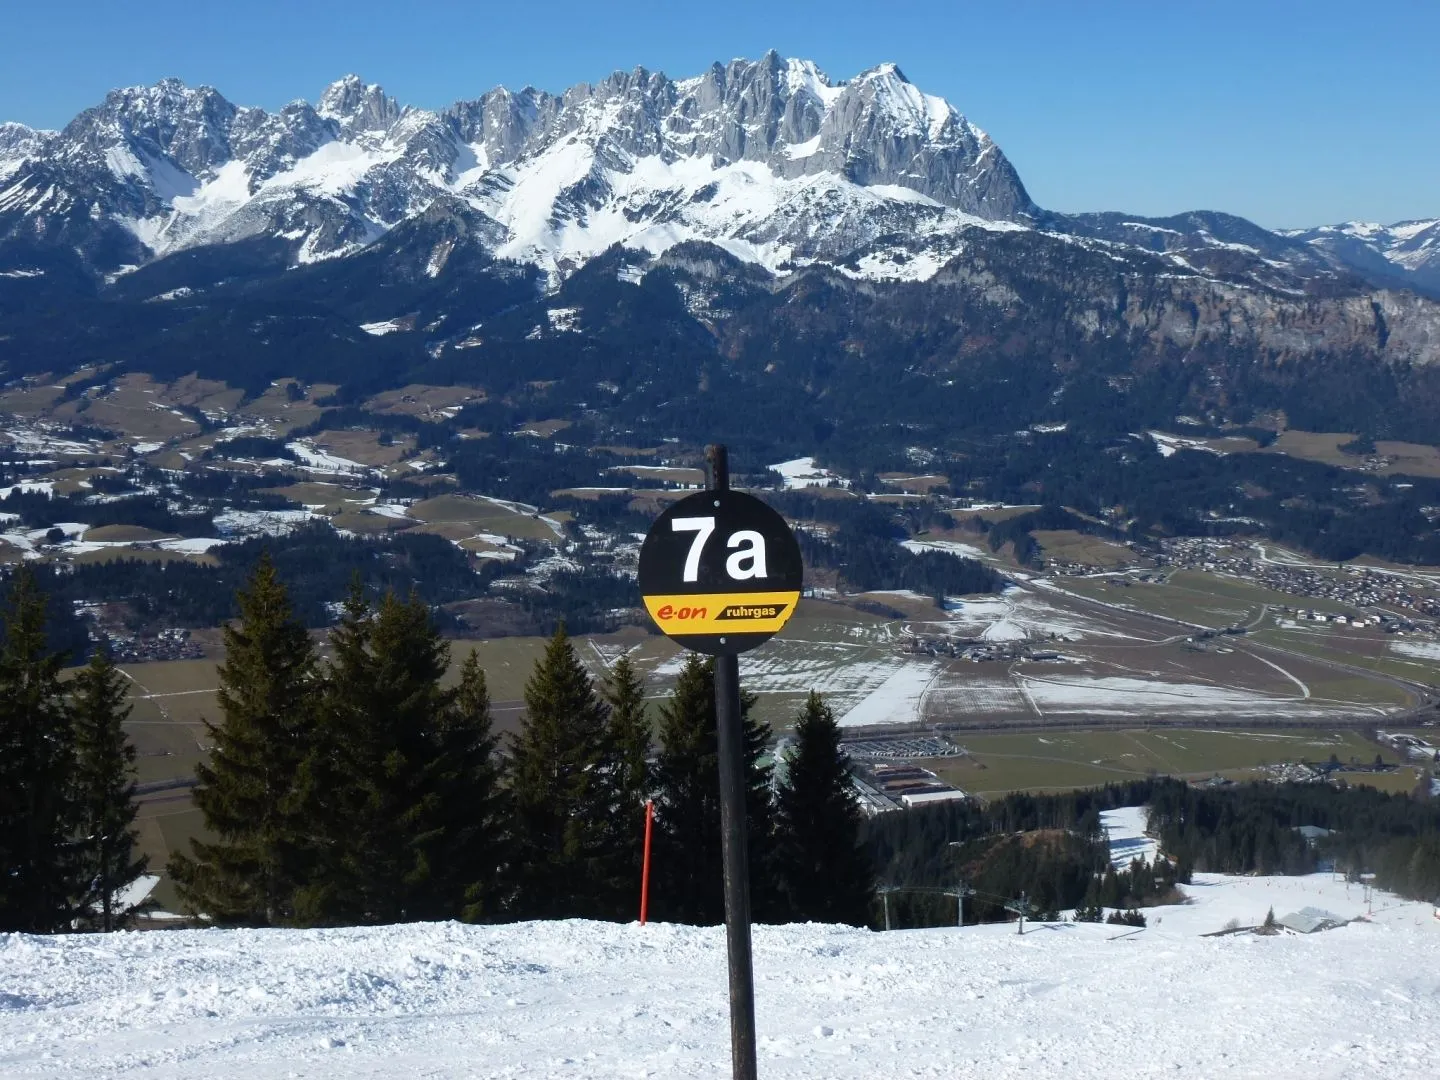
xmin=1155 ymin=537 xmax=1440 ymax=628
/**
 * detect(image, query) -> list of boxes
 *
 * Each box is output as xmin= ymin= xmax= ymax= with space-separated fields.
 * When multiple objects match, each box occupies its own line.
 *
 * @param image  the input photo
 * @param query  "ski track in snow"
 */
xmin=2 ymin=860 xmax=1439 ymax=1078
xmin=1102 ymin=805 xmax=1159 ymax=869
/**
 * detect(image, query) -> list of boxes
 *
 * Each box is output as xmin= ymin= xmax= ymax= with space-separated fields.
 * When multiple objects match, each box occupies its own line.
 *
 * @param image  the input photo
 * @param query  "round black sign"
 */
xmin=638 ymin=489 xmax=803 ymax=655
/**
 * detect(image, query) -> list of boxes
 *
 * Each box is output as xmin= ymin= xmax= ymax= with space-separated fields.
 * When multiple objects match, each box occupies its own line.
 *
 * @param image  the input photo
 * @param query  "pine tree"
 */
xmin=587 ymin=654 xmax=652 ymax=919
xmin=301 ymin=589 xmax=464 ymax=924
xmin=170 ymin=552 xmax=319 ymax=926
xmin=437 ymin=650 xmax=507 ymax=922
xmin=507 ymin=623 xmax=609 ymax=919
xmin=774 ymin=691 xmax=873 ymax=925
xmin=651 ymin=654 xmax=778 ymax=925
xmin=1072 ymin=902 xmax=1104 ymax=923
xmin=0 ymin=568 xmax=81 ymax=933
xmin=70 ymin=645 xmax=147 ymax=931
xmin=291 ymin=579 xmax=371 ymax=923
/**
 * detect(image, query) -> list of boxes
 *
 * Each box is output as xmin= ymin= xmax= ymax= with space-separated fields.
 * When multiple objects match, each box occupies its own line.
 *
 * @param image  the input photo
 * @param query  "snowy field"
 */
xmin=1102 ymin=805 xmax=1159 ymax=868
xmin=835 ymin=660 xmax=936 ymax=727
xmin=1392 ymin=641 xmax=1440 ymax=661
xmin=937 ymin=584 xmax=1152 ymax=644
xmin=767 ymin=456 xmax=850 ymax=489
xmin=1017 ymin=674 xmax=1329 ymax=718
xmin=663 ymin=573 xmax=1410 ymax=728
xmin=4 ymin=849 xmax=1440 ymax=1077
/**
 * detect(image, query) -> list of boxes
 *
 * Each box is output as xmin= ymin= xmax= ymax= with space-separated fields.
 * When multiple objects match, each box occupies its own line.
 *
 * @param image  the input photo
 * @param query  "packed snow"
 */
xmin=3 ymin=847 xmax=1439 ymax=1077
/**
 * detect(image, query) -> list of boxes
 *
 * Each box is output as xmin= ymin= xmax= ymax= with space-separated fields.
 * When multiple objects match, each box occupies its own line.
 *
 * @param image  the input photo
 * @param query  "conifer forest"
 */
xmin=6 ymin=555 xmax=1440 ymax=936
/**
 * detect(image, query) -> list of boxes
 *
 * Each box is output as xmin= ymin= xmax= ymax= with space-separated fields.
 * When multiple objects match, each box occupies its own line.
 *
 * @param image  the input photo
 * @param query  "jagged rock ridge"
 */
xmin=0 ymin=54 xmax=1035 ymax=276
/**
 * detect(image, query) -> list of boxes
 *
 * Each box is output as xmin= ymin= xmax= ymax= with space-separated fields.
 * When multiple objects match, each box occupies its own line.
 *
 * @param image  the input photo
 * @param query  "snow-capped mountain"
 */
xmin=2 ymin=53 xmax=1433 ymax=298
xmin=1283 ymin=219 xmax=1440 ymax=296
xmin=0 ymin=54 xmax=1038 ymax=279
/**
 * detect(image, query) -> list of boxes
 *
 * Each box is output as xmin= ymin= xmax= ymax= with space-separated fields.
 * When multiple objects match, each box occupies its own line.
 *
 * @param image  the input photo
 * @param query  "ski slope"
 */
xmin=3 ymin=865 xmax=1438 ymax=1078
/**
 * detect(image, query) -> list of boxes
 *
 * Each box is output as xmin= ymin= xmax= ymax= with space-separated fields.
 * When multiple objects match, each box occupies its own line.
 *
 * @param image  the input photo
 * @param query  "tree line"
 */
xmin=1 ymin=555 xmax=875 ymax=932
xmin=176 ymin=555 xmax=875 ymax=927
xmin=1146 ymin=777 xmax=1440 ymax=901
xmin=0 ymin=569 xmax=147 ymax=933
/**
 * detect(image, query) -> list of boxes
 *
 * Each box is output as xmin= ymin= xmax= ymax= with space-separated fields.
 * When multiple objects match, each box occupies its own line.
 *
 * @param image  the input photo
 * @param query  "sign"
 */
xmin=638 ymin=489 xmax=803 ymax=655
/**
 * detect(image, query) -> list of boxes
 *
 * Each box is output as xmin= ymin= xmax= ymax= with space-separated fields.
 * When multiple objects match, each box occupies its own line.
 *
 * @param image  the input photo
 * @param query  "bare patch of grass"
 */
xmin=82 ymin=524 xmax=177 ymax=543
xmin=309 ymin=428 xmax=412 ymax=468
xmin=1033 ymin=530 xmax=1133 ymax=568
xmin=608 ymin=465 xmax=705 ymax=485
xmin=408 ymin=494 xmax=558 ymax=540
xmin=366 ymin=384 xmax=485 ymax=418
xmin=879 ymin=473 xmax=949 ymax=493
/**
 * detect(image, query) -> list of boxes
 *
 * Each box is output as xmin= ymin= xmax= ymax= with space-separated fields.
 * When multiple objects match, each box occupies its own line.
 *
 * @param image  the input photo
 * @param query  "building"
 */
xmin=1279 ymin=907 xmax=1345 ymax=934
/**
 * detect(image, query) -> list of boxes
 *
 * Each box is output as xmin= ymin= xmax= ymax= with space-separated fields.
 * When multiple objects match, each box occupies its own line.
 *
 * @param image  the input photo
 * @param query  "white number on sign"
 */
xmin=671 ymin=516 xmax=716 ymax=582
xmin=670 ymin=517 xmax=770 ymax=582
xmin=725 ymin=529 xmax=767 ymax=580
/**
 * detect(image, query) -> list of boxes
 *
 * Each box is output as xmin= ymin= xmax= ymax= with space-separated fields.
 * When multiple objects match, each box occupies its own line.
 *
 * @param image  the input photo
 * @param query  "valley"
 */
xmin=2 ymin=52 xmax=1440 ymax=940
xmin=6 ymin=366 xmax=1436 ymax=915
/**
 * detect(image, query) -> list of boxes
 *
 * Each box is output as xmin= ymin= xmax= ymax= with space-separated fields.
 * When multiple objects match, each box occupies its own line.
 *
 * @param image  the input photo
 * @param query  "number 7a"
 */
xmin=672 ymin=516 xmax=715 ymax=582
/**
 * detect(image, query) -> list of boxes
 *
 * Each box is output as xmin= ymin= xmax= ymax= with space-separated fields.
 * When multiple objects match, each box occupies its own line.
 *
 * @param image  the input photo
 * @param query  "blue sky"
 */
xmin=1 ymin=0 xmax=1434 ymax=229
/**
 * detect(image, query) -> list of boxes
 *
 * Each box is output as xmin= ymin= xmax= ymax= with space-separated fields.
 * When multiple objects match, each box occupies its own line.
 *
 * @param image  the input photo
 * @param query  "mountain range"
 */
xmin=1 ymin=53 xmax=1439 ymax=443
xmin=1 ymin=53 xmax=1434 ymax=293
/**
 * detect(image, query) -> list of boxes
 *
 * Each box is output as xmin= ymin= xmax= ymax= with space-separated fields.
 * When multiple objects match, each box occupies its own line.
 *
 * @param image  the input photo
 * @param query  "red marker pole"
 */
xmin=639 ymin=799 xmax=655 ymax=925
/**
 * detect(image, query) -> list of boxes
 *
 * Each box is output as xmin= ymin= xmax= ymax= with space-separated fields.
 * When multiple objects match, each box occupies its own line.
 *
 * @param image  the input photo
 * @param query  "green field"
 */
xmin=1032 ymin=530 xmax=1134 ymax=568
xmin=407 ymin=494 xmax=559 ymax=540
xmin=933 ymin=727 xmax=1416 ymax=798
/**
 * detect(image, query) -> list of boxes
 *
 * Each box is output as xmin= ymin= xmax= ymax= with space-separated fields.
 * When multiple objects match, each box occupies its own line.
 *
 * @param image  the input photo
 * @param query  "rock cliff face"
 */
xmin=1 ymin=55 xmax=1438 ymax=433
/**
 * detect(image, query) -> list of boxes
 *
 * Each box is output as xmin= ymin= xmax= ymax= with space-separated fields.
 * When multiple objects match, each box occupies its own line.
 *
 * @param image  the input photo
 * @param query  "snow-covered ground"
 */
xmin=901 ymin=537 xmax=991 ymax=561
xmin=1101 ymin=805 xmax=1159 ymax=869
xmin=768 ymin=456 xmax=849 ymax=490
xmin=213 ymin=508 xmax=317 ymax=538
xmin=3 ymin=857 xmax=1438 ymax=1078
xmin=836 ymin=660 xmax=936 ymax=727
xmin=1018 ymin=674 xmax=1314 ymax=717
xmin=1146 ymin=431 xmax=1224 ymax=457
xmin=285 ymin=442 xmax=368 ymax=475
xmin=0 ymin=480 xmax=55 ymax=500
xmin=1392 ymin=641 xmax=1440 ymax=662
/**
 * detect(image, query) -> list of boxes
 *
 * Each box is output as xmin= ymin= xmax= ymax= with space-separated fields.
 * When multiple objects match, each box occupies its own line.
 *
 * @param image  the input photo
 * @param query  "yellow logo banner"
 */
xmin=642 ymin=590 xmax=800 ymax=636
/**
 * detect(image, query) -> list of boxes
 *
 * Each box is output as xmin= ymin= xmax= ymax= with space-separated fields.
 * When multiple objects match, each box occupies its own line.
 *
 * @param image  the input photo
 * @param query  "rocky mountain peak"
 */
xmin=1 ymin=55 xmax=1429 ymax=298
xmin=56 ymin=77 xmax=239 ymax=179
xmin=0 ymin=122 xmax=50 ymax=163
xmin=317 ymin=75 xmax=403 ymax=135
